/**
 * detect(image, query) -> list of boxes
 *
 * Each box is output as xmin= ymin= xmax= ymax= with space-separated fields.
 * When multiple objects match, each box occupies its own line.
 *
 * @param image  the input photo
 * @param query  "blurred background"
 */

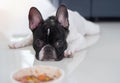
xmin=0 ymin=0 xmax=58 ymax=38
xmin=59 ymin=0 xmax=120 ymax=21
xmin=0 ymin=0 xmax=120 ymax=38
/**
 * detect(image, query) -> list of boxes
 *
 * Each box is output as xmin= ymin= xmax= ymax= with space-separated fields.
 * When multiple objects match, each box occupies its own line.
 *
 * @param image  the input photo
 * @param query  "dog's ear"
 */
xmin=29 ymin=7 xmax=43 ymax=30
xmin=56 ymin=5 xmax=69 ymax=28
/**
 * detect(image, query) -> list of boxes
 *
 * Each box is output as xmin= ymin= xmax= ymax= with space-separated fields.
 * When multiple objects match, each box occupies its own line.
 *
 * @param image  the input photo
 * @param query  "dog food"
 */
xmin=12 ymin=65 xmax=64 ymax=83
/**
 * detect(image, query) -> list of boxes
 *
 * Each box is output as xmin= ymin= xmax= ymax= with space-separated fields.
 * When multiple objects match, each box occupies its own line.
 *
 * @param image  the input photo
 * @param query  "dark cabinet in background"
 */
xmin=92 ymin=0 xmax=120 ymax=18
xmin=60 ymin=0 xmax=120 ymax=19
xmin=60 ymin=0 xmax=91 ymax=18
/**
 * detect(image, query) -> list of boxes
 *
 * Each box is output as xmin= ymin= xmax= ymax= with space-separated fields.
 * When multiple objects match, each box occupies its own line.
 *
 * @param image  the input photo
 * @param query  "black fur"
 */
xmin=33 ymin=16 xmax=69 ymax=60
xmin=29 ymin=5 xmax=69 ymax=61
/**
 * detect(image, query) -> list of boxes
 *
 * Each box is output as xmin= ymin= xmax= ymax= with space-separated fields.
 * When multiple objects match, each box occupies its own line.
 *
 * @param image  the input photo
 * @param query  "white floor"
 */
xmin=0 ymin=21 xmax=120 ymax=83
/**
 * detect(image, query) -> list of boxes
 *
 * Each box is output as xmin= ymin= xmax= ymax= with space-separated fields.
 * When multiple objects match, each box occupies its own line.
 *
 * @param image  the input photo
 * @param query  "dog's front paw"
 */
xmin=64 ymin=50 xmax=73 ymax=58
xmin=8 ymin=41 xmax=25 ymax=49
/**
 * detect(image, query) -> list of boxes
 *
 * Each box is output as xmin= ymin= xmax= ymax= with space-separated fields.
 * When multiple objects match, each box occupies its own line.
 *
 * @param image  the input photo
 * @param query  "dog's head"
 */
xmin=29 ymin=5 xmax=69 ymax=61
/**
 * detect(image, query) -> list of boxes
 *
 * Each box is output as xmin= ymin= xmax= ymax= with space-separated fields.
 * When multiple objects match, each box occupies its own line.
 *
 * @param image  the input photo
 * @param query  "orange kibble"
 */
xmin=38 ymin=74 xmax=46 ymax=81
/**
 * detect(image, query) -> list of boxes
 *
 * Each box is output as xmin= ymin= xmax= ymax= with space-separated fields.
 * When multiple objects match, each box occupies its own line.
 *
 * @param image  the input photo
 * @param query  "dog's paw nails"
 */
xmin=8 ymin=42 xmax=16 ymax=49
xmin=64 ymin=50 xmax=73 ymax=58
xmin=8 ymin=43 xmax=19 ymax=49
xmin=8 ymin=42 xmax=23 ymax=49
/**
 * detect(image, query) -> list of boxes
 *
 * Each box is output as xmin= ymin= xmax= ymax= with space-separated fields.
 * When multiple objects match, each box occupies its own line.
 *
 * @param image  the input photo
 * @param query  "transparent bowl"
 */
xmin=11 ymin=65 xmax=64 ymax=83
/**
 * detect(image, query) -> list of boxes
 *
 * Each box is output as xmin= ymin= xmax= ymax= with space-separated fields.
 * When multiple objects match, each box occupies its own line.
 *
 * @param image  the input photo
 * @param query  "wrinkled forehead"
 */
xmin=43 ymin=17 xmax=65 ymax=34
xmin=44 ymin=16 xmax=58 ymax=27
xmin=34 ymin=16 xmax=67 ymax=40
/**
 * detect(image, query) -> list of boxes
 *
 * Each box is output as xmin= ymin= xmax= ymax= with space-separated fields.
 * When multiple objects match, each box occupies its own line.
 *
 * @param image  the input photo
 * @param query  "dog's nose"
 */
xmin=44 ymin=45 xmax=53 ymax=54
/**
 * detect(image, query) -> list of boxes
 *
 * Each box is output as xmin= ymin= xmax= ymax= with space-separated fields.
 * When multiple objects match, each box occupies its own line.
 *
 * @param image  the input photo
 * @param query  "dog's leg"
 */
xmin=85 ymin=21 xmax=100 ymax=35
xmin=8 ymin=34 xmax=33 ymax=49
xmin=64 ymin=34 xmax=87 ymax=58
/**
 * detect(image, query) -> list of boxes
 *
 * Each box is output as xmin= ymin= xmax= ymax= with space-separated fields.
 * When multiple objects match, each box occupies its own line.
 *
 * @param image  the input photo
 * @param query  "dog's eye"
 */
xmin=35 ymin=39 xmax=44 ymax=47
xmin=54 ymin=40 xmax=64 ymax=48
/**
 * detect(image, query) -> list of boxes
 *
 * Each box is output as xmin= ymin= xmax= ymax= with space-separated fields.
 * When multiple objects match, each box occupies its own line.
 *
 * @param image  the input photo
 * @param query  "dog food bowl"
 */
xmin=11 ymin=65 xmax=64 ymax=83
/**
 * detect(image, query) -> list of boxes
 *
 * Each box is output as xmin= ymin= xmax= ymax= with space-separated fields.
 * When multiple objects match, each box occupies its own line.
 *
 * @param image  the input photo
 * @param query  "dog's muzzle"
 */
xmin=39 ymin=44 xmax=57 ymax=61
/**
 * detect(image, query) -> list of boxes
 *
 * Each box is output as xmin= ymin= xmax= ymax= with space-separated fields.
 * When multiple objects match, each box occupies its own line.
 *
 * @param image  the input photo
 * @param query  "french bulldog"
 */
xmin=9 ymin=5 xmax=100 ymax=61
